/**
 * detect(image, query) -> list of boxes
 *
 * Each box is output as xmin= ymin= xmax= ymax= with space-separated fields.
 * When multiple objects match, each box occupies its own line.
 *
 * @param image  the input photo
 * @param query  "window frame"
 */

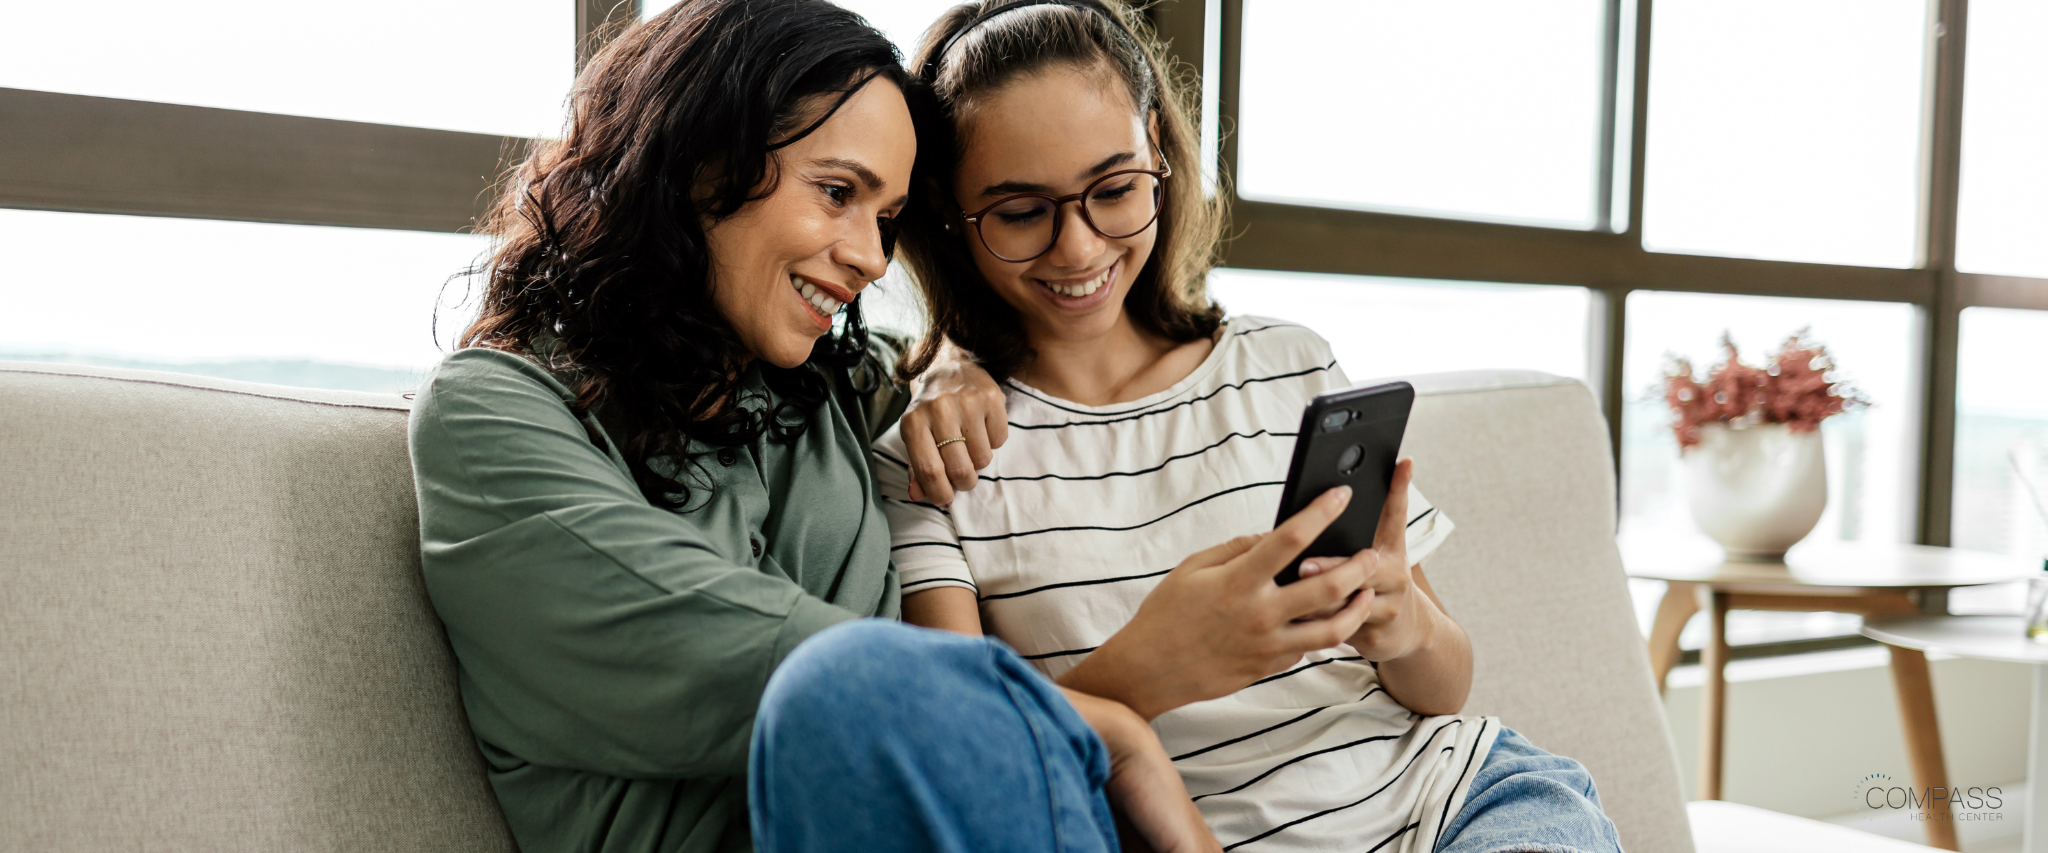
xmin=1156 ymin=0 xmax=2048 ymax=553
xmin=2 ymin=0 xmax=2042 ymax=554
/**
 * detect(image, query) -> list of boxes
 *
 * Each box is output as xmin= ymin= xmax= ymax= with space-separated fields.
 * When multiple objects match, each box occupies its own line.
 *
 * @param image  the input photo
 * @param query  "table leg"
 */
xmin=1886 ymin=645 xmax=1958 ymax=850
xmin=1699 ymin=590 xmax=1730 ymax=801
xmin=2027 ymin=664 xmax=2047 ymax=853
xmin=1648 ymin=580 xmax=1699 ymax=696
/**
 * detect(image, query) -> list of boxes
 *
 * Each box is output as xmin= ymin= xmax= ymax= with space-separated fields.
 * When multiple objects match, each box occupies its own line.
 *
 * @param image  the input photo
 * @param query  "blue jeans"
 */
xmin=1435 ymin=728 xmax=1623 ymax=853
xmin=750 ymin=621 xmax=1619 ymax=853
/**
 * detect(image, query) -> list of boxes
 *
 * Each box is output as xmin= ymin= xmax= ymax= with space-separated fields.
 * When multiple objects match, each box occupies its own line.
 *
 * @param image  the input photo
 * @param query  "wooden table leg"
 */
xmin=1648 ymin=580 xmax=1700 ymax=696
xmin=1699 ymin=590 xmax=1730 ymax=801
xmin=1887 ymin=644 xmax=1958 ymax=850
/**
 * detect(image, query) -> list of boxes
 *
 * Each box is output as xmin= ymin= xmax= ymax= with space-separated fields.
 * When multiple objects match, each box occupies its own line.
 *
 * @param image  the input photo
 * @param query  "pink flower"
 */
xmin=1663 ymin=330 xmax=1866 ymax=450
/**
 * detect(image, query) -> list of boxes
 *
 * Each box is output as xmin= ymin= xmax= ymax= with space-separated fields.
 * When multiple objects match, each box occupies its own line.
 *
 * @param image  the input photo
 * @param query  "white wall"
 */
xmin=1660 ymin=650 xmax=2028 ymax=847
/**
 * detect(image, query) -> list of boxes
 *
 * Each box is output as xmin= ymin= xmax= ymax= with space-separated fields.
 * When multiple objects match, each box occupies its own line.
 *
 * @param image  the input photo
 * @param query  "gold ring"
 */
xmin=934 ymin=436 xmax=967 ymax=450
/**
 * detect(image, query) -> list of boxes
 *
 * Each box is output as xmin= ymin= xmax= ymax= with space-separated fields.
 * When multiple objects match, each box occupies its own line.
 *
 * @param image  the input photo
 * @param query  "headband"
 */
xmin=920 ymin=0 xmax=1122 ymax=81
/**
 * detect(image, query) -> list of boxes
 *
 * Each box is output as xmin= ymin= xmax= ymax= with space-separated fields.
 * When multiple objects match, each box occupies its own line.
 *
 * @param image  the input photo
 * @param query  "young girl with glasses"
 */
xmin=870 ymin=2 xmax=1625 ymax=851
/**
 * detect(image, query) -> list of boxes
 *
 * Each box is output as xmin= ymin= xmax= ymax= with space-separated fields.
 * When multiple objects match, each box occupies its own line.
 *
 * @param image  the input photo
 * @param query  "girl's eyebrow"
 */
xmin=980 ymin=151 xmax=1137 ymax=197
xmin=810 ymin=157 xmax=884 ymax=190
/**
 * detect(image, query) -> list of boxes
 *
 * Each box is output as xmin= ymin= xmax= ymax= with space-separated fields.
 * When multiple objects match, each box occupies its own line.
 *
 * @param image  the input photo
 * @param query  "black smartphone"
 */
xmin=1270 ymin=381 xmax=1414 ymax=585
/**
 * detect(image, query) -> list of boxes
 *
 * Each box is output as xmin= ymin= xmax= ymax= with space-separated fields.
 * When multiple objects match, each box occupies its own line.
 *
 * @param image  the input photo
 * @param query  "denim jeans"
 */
xmin=750 ymin=621 xmax=1619 ymax=853
xmin=1434 ymin=727 xmax=1624 ymax=853
xmin=751 ymin=620 xmax=1119 ymax=853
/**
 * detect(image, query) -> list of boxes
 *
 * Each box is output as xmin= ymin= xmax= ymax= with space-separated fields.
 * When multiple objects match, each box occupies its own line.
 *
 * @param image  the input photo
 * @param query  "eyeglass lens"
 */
xmin=979 ymin=171 xmax=1162 ymax=262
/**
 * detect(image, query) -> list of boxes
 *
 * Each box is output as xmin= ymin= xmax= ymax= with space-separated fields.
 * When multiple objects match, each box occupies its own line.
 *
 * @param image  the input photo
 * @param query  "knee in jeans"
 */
xmin=764 ymin=620 xmax=976 ymax=729
xmin=1483 ymin=755 xmax=1603 ymax=805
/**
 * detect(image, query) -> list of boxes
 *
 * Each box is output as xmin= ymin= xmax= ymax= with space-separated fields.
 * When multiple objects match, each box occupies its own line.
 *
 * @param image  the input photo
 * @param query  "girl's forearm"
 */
xmin=1374 ymin=602 xmax=1473 ymax=717
xmin=901 ymin=587 xmax=984 ymax=636
xmin=1058 ymin=688 xmax=1221 ymax=853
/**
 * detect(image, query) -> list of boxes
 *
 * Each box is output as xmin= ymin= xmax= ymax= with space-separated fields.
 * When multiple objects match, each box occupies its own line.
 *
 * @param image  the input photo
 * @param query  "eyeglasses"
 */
xmin=960 ymin=159 xmax=1170 ymax=263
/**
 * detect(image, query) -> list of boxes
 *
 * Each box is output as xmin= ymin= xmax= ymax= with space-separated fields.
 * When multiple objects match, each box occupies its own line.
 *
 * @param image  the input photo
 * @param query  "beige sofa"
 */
xmin=6 ymin=358 xmax=1888 ymax=851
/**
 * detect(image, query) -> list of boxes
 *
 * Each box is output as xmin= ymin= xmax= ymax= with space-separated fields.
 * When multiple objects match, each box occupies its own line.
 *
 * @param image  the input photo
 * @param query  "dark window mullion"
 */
xmin=1919 ymin=0 xmax=1973 ymax=547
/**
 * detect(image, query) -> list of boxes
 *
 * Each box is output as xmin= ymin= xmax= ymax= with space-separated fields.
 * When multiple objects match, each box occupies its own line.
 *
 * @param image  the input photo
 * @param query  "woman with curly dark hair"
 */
xmin=409 ymin=2 xmax=1385 ymax=851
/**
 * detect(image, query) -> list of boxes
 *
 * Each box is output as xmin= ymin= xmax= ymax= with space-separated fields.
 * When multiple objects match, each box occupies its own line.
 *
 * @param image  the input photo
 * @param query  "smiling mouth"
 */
xmin=791 ymin=275 xmax=849 ymax=318
xmin=1035 ymin=261 xmax=1117 ymax=298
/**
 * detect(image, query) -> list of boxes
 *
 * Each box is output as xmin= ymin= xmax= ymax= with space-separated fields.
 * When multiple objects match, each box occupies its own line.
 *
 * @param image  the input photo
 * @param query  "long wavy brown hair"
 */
xmin=895 ymin=0 xmax=1225 ymax=383
xmin=457 ymin=0 xmax=920 ymax=510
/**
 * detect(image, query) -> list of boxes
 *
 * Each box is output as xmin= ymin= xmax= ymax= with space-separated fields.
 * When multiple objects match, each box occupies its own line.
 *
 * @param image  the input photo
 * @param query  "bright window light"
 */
xmin=1641 ymin=0 xmax=1928 ymax=268
xmin=0 ymin=210 xmax=488 ymax=393
xmin=646 ymin=0 xmax=958 ymax=61
xmin=0 ymin=0 xmax=574 ymax=139
xmin=1952 ymin=307 xmax=2048 ymax=559
xmin=1237 ymin=0 xmax=1611 ymax=229
xmin=1620 ymin=291 xmax=1921 ymax=549
xmin=1207 ymin=270 xmax=1593 ymax=384
xmin=1955 ymin=0 xmax=2048 ymax=279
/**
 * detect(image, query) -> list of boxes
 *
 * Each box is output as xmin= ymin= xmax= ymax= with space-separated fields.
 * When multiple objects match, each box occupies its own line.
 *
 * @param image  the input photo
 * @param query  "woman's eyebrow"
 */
xmin=811 ymin=157 xmax=884 ymax=190
xmin=980 ymin=151 xmax=1137 ymax=197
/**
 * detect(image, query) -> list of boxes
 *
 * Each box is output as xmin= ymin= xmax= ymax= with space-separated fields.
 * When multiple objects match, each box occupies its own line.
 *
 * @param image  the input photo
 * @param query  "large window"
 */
xmin=1951 ymin=307 xmax=2048 ymax=557
xmin=1954 ymin=0 xmax=2048 ymax=279
xmin=6 ymin=2 xmax=2043 ymax=656
xmin=0 ymin=209 xmax=487 ymax=393
xmin=1640 ymin=0 xmax=1930 ymax=268
xmin=0 ymin=1 xmax=575 ymax=139
xmin=1210 ymin=270 xmax=1593 ymax=383
xmin=1236 ymin=0 xmax=1613 ymax=229
xmin=1619 ymin=292 xmax=1921 ymax=547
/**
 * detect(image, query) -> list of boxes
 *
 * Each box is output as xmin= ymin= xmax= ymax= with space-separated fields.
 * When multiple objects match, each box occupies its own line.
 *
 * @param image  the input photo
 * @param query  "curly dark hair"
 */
xmin=458 ymin=0 xmax=925 ymax=510
xmin=895 ymin=0 xmax=1225 ymax=384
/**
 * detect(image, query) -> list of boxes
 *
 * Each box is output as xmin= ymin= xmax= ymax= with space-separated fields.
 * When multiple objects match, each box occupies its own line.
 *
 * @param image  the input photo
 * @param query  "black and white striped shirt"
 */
xmin=874 ymin=317 xmax=1498 ymax=852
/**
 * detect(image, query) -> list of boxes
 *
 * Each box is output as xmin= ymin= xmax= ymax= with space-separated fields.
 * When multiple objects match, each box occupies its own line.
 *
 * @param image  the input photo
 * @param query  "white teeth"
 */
xmin=1044 ymin=266 xmax=1113 ymax=298
xmin=792 ymin=277 xmax=845 ymax=316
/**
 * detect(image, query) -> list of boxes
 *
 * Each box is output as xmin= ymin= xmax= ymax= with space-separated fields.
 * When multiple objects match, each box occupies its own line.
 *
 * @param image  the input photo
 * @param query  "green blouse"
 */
xmin=408 ymin=346 xmax=903 ymax=853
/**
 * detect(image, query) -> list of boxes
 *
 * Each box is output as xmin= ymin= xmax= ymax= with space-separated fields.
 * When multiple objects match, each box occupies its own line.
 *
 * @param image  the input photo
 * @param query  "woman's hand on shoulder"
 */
xmin=1057 ymin=486 xmax=1377 ymax=720
xmin=899 ymin=339 xmax=1007 ymax=506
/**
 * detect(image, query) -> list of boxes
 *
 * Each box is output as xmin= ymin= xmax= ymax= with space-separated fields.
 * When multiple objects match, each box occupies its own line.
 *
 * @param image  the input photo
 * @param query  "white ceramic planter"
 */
xmin=1684 ymin=422 xmax=1828 ymax=560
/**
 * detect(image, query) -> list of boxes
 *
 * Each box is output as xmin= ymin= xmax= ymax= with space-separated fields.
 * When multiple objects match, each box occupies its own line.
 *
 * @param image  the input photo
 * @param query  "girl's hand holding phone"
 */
xmin=1299 ymin=458 xmax=1474 ymax=715
xmin=1298 ymin=459 xmax=1433 ymax=661
xmin=1057 ymin=485 xmax=1377 ymax=721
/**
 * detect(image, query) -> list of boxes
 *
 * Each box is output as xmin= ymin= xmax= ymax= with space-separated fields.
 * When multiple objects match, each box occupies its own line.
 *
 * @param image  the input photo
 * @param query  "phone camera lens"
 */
xmin=1320 ymin=410 xmax=1352 ymax=432
xmin=1337 ymin=445 xmax=1364 ymax=475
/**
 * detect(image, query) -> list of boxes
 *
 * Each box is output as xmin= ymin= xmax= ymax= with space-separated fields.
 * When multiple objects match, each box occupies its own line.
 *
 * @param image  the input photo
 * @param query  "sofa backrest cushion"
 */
xmin=0 ymin=362 xmax=515 ymax=852
xmin=1399 ymin=369 xmax=1693 ymax=853
xmin=0 ymin=362 xmax=1689 ymax=852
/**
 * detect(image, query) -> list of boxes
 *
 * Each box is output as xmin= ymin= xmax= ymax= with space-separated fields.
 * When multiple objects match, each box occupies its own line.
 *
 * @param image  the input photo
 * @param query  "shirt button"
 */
xmin=718 ymin=448 xmax=738 ymax=467
xmin=749 ymin=537 xmax=762 ymax=558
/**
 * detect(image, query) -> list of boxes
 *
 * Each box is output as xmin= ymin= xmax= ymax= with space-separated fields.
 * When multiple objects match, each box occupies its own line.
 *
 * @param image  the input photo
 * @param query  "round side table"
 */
xmin=1624 ymin=538 xmax=2034 ymax=852
xmin=1863 ymin=615 xmax=2048 ymax=853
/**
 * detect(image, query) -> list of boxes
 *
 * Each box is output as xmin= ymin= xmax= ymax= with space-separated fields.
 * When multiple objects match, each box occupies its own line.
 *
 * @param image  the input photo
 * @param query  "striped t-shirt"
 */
xmin=873 ymin=317 xmax=1500 ymax=853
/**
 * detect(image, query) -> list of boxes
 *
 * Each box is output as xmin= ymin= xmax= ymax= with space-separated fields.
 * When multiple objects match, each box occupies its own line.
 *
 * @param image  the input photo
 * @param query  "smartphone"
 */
xmin=1270 ymin=381 xmax=1414 ymax=585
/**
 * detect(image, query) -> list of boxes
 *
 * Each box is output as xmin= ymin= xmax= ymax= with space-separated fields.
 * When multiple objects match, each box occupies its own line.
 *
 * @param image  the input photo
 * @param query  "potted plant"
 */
xmin=1665 ymin=331 xmax=1867 ymax=559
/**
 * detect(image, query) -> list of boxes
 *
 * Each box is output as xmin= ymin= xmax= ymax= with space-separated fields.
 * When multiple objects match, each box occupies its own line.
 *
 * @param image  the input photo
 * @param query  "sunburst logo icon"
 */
xmin=1853 ymin=773 xmax=1897 ymax=811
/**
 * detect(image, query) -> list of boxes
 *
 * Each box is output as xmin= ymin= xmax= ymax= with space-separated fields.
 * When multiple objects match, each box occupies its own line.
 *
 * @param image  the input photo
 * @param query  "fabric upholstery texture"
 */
xmin=0 ymin=361 xmax=1690 ymax=852
xmin=1397 ymin=369 xmax=1694 ymax=853
xmin=0 ymin=362 xmax=514 ymax=852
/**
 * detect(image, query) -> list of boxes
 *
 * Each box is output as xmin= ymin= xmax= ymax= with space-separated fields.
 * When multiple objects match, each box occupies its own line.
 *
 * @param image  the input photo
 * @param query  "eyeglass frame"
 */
xmin=958 ymin=157 xmax=1172 ymax=263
